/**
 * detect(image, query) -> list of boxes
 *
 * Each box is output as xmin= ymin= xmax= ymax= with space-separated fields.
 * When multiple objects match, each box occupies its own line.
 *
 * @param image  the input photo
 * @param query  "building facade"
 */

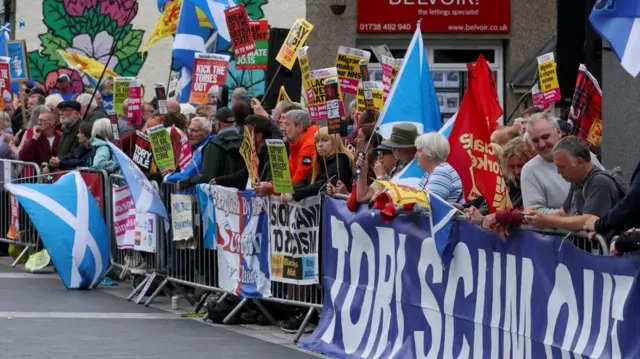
xmin=306 ymin=0 xmax=556 ymax=125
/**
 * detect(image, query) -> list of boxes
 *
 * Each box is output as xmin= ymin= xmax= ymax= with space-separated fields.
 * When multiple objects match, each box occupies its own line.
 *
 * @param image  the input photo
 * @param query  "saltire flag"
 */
xmin=4 ymin=172 xmax=110 ymax=289
xmin=439 ymin=112 xmax=458 ymax=139
xmin=57 ymin=49 xmax=119 ymax=79
xmin=172 ymin=0 xmax=209 ymax=102
xmin=188 ymin=0 xmax=236 ymax=42
xmin=589 ymin=0 xmax=640 ymax=77
xmin=568 ymin=64 xmax=603 ymax=151
xmin=107 ymin=142 xmax=169 ymax=228
xmin=376 ymin=21 xmax=441 ymax=139
xmin=447 ymin=55 xmax=511 ymax=213
xmin=428 ymin=190 xmax=458 ymax=257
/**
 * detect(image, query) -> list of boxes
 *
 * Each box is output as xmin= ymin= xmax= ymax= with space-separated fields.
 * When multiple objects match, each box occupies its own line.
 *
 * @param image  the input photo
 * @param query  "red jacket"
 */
xmin=288 ymin=125 xmax=319 ymax=186
xmin=19 ymin=131 xmax=62 ymax=165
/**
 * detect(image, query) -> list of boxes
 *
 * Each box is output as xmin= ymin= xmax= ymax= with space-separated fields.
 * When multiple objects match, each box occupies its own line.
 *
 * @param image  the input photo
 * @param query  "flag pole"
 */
xmin=260 ymin=64 xmax=282 ymax=106
xmin=83 ymin=0 xmax=141 ymax=122
xmin=249 ymin=71 xmax=254 ymax=98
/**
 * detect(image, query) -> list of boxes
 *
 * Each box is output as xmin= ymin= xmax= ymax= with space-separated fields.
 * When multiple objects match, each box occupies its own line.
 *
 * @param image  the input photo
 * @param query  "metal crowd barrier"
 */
xmin=522 ymin=225 xmax=610 ymax=256
xmin=0 ymin=159 xmax=43 ymax=266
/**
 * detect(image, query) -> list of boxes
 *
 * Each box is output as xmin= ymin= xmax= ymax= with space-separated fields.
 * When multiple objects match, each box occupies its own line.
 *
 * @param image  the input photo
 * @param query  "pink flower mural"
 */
xmin=28 ymin=0 xmax=146 ymax=91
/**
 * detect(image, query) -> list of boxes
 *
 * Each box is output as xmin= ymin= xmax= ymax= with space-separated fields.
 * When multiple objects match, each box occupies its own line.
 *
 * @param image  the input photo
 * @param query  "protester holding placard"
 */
xmin=177 ymin=107 xmax=245 ymax=190
xmin=282 ymin=127 xmax=354 ymax=203
xmin=165 ymin=116 xmax=213 ymax=184
xmin=280 ymin=109 xmax=318 ymax=186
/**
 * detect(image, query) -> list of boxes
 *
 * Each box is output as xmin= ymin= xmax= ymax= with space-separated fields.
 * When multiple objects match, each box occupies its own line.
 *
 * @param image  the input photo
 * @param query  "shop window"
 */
xmin=433 ymin=49 xmax=496 ymax=64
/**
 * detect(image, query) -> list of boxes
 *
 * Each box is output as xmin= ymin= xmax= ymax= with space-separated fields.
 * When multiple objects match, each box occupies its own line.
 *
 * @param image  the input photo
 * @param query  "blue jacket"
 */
xmin=89 ymin=137 xmax=119 ymax=174
xmin=596 ymin=161 xmax=640 ymax=234
xmin=165 ymin=135 xmax=213 ymax=183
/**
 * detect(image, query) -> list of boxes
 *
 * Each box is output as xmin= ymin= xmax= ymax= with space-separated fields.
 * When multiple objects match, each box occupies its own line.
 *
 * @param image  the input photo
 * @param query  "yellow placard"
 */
xmin=376 ymin=180 xmax=430 ymax=209
xmin=356 ymin=81 xmax=384 ymax=115
xmin=239 ymin=126 xmax=259 ymax=183
xmin=277 ymin=86 xmax=291 ymax=103
xmin=275 ymin=18 xmax=314 ymax=70
xmin=143 ymin=0 xmax=182 ymax=53
xmin=536 ymin=52 xmax=560 ymax=103
xmin=297 ymin=46 xmax=312 ymax=100
xmin=335 ymin=46 xmax=371 ymax=94
xmin=587 ymin=118 xmax=602 ymax=147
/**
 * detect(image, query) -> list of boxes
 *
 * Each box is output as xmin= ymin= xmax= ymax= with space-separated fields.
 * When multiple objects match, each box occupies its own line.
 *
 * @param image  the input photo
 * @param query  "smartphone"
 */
xmin=517 ymin=211 xmax=525 ymax=218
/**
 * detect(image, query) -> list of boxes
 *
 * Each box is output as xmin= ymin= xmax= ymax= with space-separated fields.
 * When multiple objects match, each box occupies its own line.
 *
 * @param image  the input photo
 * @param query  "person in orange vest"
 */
xmin=281 ymin=109 xmax=319 ymax=186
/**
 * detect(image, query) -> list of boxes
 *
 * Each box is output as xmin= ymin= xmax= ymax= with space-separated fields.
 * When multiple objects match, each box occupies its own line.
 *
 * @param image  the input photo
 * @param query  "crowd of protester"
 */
xmin=3 ymin=73 xmax=640 ymax=332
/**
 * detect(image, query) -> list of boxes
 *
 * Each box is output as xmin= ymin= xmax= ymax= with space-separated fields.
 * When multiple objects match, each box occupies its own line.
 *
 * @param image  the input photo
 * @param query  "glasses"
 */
xmin=188 ymin=127 xmax=205 ymax=132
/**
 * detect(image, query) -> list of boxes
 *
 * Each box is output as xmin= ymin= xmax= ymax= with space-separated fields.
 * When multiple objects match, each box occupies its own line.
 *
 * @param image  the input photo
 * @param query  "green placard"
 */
xmin=266 ymin=139 xmax=293 ymax=194
xmin=147 ymin=125 xmax=175 ymax=173
xmin=114 ymin=77 xmax=134 ymax=115
xmin=235 ymin=20 xmax=269 ymax=71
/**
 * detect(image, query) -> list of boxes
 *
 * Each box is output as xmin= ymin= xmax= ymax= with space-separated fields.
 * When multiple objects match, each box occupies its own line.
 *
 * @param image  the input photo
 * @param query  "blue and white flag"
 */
xmin=107 ymin=142 xmax=169 ymax=227
xmin=439 ymin=112 xmax=457 ymax=139
xmin=4 ymin=172 xmax=109 ymax=289
xmin=173 ymin=0 xmax=210 ymax=103
xmin=428 ymin=190 xmax=458 ymax=257
xmin=196 ymin=183 xmax=217 ymax=249
xmin=188 ymin=0 xmax=236 ymax=42
xmin=376 ymin=22 xmax=441 ymax=138
xmin=393 ymin=159 xmax=424 ymax=189
xmin=590 ymin=0 xmax=640 ymax=77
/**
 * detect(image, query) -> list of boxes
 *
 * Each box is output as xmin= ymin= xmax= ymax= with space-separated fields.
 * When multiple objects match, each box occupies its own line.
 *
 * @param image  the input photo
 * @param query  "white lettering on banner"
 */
xmin=388 ymin=0 xmax=479 ymax=5
xmin=319 ymin=216 xmax=637 ymax=358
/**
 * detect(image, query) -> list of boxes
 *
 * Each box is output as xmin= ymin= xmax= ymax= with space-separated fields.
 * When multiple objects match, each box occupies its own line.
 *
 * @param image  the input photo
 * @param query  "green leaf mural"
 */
xmin=43 ymin=0 xmax=75 ymax=43
xmin=39 ymin=33 xmax=70 ymax=67
xmin=115 ymin=30 xmax=144 ymax=59
xmin=115 ymin=53 xmax=146 ymax=77
xmin=240 ymin=0 xmax=269 ymax=20
xmin=28 ymin=51 xmax=60 ymax=84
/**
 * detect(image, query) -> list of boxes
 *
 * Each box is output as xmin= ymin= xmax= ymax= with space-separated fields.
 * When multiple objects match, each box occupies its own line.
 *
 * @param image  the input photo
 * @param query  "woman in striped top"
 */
xmin=414 ymin=132 xmax=464 ymax=204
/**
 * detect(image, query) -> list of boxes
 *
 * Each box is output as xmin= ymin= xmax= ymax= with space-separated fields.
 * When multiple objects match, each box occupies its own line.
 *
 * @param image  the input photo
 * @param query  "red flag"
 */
xmin=447 ymin=55 xmax=511 ymax=213
xmin=569 ymin=64 xmax=602 ymax=151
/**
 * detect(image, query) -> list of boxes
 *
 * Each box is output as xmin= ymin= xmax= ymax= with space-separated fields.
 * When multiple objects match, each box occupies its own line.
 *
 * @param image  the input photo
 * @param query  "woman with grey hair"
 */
xmin=0 ymin=111 xmax=14 ymax=166
xmin=88 ymin=118 xmax=118 ymax=174
xmin=414 ymin=131 xmax=464 ymax=203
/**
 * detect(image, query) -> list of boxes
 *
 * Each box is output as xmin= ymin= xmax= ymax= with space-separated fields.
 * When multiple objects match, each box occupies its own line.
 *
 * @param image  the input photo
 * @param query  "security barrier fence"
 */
xmin=0 ymin=159 xmax=613 ymax=342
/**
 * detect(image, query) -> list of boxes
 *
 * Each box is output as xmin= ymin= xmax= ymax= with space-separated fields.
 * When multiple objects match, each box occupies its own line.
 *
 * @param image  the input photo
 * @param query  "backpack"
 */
xmin=582 ymin=166 xmax=628 ymax=200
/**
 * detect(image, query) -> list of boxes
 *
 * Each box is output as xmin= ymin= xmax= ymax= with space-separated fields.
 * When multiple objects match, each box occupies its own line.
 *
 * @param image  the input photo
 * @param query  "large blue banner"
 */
xmin=301 ymin=197 xmax=640 ymax=358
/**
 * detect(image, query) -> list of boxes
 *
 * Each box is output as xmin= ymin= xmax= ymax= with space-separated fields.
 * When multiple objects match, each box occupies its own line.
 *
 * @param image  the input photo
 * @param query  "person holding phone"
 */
xmin=18 ymin=108 xmax=61 ymax=169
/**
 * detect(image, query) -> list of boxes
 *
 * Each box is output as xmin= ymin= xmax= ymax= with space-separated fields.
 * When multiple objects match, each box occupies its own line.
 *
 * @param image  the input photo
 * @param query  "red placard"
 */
xmin=53 ymin=172 xmax=104 ymax=212
xmin=357 ymin=0 xmax=510 ymax=34
xmin=224 ymin=4 xmax=256 ymax=57
xmin=0 ymin=58 xmax=11 ymax=111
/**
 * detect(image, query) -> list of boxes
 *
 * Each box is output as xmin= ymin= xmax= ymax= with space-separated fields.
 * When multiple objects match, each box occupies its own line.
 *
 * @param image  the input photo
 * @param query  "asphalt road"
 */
xmin=0 ymin=263 xmax=319 ymax=359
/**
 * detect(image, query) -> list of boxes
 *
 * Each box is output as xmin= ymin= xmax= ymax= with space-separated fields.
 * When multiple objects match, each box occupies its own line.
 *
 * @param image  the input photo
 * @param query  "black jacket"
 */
xmin=215 ymin=147 xmax=272 ymax=189
xmin=179 ymin=126 xmax=245 ymax=189
xmin=11 ymin=107 xmax=27 ymax=134
xmin=58 ymin=145 xmax=92 ymax=170
xmin=293 ymin=152 xmax=353 ymax=202
xmin=596 ymin=161 xmax=640 ymax=234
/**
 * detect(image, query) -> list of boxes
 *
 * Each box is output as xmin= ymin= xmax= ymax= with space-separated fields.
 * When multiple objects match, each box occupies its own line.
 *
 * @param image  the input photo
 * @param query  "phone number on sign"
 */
xmin=359 ymin=23 xmax=412 ymax=32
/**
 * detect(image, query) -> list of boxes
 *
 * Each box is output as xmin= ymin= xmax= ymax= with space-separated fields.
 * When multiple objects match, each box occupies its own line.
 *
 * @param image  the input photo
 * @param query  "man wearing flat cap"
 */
xmin=56 ymin=100 xmax=82 ymax=157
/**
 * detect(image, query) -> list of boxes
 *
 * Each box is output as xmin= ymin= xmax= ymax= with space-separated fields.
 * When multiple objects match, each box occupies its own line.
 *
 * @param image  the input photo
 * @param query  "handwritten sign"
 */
xmin=189 ymin=53 xmax=230 ymax=105
xmin=275 ymin=18 xmax=314 ymax=70
xmin=171 ymin=194 xmax=194 ymax=242
xmin=266 ymin=139 xmax=293 ymax=194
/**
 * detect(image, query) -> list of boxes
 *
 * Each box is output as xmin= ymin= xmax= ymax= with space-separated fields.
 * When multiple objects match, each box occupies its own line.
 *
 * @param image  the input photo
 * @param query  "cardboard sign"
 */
xmin=297 ymin=46 xmax=313 ymax=101
xmin=265 ymin=139 xmax=293 ymax=194
xmin=114 ymin=77 xmax=134 ymax=115
xmin=189 ymin=53 xmax=230 ymax=105
xmin=147 ymin=125 xmax=175 ymax=173
xmin=236 ymin=20 xmax=269 ymax=70
xmin=127 ymin=78 xmax=142 ymax=127
xmin=0 ymin=57 xmax=11 ymax=111
xmin=324 ymin=77 xmax=346 ymax=136
xmin=224 ymin=4 xmax=255 ymax=57
xmin=537 ymin=52 xmax=561 ymax=104
xmin=275 ymin=18 xmax=314 ymax=70
xmin=335 ymin=46 xmax=371 ymax=94
xmin=132 ymin=131 xmax=154 ymax=171
xmin=307 ymin=67 xmax=345 ymax=123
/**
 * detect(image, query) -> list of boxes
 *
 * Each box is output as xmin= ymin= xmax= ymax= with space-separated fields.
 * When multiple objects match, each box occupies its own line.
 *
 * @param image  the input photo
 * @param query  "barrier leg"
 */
xmin=127 ymin=275 xmax=149 ymax=301
xmin=222 ymin=298 xmax=248 ymax=324
xmin=253 ymin=299 xmax=278 ymax=326
xmin=194 ymin=291 xmax=211 ymax=314
xmin=144 ymin=277 xmax=169 ymax=307
xmin=11 ymin=246 xmax=30 ymax=267
xmin=94 ymin=264 xmax=115 ymax=289
xmin=134 ymin=272 xmax=157 ymax=304
xmin=293 ymin=307 xmax=316 ymax=344
xmin=216 ymin=293 xmax=228 ymax=303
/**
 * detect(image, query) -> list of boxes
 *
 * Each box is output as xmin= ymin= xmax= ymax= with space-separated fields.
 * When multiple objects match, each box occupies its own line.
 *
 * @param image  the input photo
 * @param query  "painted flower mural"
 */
xmin=28 ymin=0 xmax=146 ymax=91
